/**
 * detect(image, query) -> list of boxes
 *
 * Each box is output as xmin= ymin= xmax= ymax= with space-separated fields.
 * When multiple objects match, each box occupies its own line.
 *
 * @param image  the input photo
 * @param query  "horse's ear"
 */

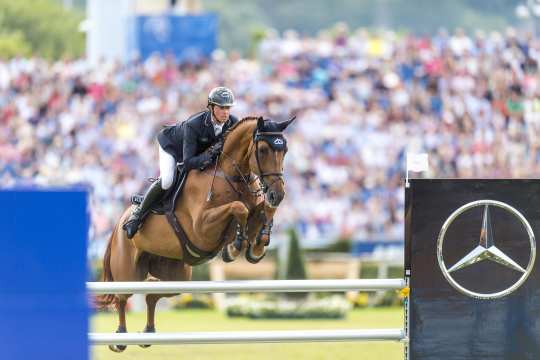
xmin=257 ymin=116 xmax=264 ymax=129
xmin=277 ymin=116 xmax=296 ymax=131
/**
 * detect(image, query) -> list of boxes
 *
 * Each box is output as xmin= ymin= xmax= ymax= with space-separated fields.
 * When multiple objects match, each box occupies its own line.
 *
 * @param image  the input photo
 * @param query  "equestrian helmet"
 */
xmin=208 ymin=86 xmax=235 ymax=107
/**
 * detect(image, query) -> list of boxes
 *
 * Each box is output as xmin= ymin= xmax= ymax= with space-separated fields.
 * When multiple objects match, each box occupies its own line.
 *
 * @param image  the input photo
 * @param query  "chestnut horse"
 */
xmin=97 ymin=116 xmax=294 ymax=352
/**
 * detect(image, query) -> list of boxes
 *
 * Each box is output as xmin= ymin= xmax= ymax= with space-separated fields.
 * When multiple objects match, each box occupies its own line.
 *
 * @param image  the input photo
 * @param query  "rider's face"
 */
xmin=212 ymin=105 xmax=231 ymax=124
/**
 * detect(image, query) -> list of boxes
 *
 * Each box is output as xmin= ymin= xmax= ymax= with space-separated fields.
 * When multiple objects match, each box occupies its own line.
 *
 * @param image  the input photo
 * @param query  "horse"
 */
xmin=97 ymin=116 xmax=294 ymax=352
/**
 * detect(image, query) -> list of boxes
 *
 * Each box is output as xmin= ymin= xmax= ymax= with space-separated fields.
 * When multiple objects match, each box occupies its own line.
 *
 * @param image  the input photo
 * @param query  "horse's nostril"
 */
xmin=268 ymin=191 xmax=278 ymax=205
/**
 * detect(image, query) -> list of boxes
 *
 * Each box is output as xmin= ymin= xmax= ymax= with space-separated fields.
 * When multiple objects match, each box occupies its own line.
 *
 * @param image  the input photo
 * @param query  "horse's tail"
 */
xmin=95 ymin=223 xmax=117 ymax=308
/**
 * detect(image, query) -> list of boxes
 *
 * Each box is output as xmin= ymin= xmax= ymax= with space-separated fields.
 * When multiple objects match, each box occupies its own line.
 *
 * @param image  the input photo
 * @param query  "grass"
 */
xmin=91 ymin=307 xmax=404 ymax=360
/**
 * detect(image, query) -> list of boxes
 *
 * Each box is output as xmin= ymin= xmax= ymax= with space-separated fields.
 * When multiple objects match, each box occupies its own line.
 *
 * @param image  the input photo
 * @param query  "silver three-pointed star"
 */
xmin=448 ymin=205 xmax=526 ymax=274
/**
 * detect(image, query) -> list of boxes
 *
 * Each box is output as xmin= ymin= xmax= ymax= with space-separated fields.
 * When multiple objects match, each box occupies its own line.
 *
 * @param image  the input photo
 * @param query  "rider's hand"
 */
xmin=208 ymin=140 xmax=224 ymax=157
xmin=198 ymin=152 xmax=214 ymax=171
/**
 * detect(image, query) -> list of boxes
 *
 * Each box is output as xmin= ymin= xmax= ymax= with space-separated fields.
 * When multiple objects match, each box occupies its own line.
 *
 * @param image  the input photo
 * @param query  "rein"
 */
xmin=206 ymin=148 xmax=260 ymax=202
xmin=205 ymin=127 xmax=285 ymax=201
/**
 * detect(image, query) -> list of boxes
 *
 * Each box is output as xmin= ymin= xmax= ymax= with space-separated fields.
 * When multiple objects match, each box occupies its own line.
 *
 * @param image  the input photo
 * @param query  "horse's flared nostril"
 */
xmin=268 ymin=191 xmax=276 ymax=204
xmin=267 ymin=190 xmax=284 ymax=207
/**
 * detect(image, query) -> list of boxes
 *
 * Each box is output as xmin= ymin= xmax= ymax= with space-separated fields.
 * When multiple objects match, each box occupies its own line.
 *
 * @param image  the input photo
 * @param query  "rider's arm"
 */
xmin=183 ymin=123 xmax=212 ymax=170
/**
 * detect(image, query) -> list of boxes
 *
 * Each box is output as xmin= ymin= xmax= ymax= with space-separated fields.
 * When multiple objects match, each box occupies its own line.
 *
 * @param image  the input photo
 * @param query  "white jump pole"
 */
xmin=87 ymin=279 xmax=406 ymax=294
xmin=90 ymin=329 xmax=406 ymax=345
xmin=88 ymin=279 xmax=408 ymax=346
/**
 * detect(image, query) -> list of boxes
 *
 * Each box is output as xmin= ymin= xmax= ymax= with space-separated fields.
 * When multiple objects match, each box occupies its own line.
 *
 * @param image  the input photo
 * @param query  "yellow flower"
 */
xmin=399 ymin=287 xmax=410 ymax=298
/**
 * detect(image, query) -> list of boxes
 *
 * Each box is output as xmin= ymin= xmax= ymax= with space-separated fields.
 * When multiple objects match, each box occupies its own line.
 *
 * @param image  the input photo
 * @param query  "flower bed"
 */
xmin=226 ymin=295 xmax=351 ymax=319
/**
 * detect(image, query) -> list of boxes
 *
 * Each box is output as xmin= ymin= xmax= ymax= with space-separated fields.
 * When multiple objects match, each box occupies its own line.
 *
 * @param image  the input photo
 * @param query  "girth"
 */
xmin=156 ymin=166 xmax=236 ymax=266
xmin=163 ymin=168 xmax=249 ymax=265
xmin=165 ymin=212 xmax=232 ymax=266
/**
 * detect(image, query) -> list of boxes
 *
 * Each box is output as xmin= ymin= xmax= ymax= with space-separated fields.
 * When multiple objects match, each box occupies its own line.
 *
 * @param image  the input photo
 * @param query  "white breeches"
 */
xmin=158 ymin=145 xmax=176 ymax=190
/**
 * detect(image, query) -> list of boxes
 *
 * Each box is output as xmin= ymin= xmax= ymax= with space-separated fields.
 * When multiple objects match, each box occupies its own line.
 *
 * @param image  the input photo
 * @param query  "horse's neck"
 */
xmin=220 ymin=123 xmax=255 ymax=175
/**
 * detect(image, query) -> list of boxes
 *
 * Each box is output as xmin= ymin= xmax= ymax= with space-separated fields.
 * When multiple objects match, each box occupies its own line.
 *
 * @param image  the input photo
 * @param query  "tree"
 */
xmin=284 ymin=227 xmax=308 ymax=280
xmin=0 ymin=0 xmax=84 ymax=59
xmin=203 ymin=0 xmax=518 ymax=53
xmin=0 ymin=30 xmax=31 ymax=58
xmin=274 ymin=227 xmax=308 ymax=299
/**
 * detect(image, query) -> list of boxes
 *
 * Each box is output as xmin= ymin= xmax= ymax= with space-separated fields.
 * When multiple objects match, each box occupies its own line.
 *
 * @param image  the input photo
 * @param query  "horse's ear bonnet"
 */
xmin=277 ymin=116 xmax=296 ymax=131
xmin=253 ymin=118 xmax=291 ymax=151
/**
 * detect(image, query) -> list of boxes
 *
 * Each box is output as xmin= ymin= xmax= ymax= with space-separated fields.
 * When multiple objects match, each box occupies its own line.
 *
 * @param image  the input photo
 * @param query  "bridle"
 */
xmin=205 ymin=117 xmax=293 ymax=241
xmin=207 ymin=127 xmax=287 ymax=202
xmin=251 ymin=128 xmax=286 ymax=193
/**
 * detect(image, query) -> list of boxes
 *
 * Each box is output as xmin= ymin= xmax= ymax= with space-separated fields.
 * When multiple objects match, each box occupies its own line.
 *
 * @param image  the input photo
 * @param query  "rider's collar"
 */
xmin=204 ymin=110 xmax=211 ymax=126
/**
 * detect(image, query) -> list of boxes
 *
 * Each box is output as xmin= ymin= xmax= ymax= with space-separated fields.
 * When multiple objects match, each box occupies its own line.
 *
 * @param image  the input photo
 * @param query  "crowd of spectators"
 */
xmin=2 ymin=25 xmax=540 ymax=256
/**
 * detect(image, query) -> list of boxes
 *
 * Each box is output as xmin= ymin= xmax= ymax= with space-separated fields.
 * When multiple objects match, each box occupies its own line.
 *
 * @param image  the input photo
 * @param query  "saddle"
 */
xmin=131 ymin=163 xmax=186 ymax=215
xmin=130 ymin=163 xmax=225 ymax=265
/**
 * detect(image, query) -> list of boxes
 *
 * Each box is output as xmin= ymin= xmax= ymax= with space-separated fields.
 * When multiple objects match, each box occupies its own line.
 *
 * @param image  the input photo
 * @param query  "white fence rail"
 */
xmin=89 ymin=279 xmax=408 ymax=346
xmin=90 ymin=329 xmax=406 ymax=345
xmin=87 ymin=279 xmax=406 ymax=294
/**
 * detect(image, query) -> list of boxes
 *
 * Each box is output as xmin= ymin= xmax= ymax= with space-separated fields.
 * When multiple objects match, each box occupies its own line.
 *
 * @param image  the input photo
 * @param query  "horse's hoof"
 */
xmin=245 ymin=243 xmax=266 ymax=264
xmin=140 ymin=325 xmax=155 ymax=348
xmin=222 ymin=246 xmax=235 ymax=263
xmin=109 ymin=327 xmax=127 ymax=352
xmin=109 ymin=344 xmax=126 ymax=353
xmin=257 ymin=233 xmax=271 ymax=247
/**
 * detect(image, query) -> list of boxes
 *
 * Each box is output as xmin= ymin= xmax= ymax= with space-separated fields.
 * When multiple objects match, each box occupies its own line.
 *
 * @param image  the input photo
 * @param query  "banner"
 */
xmin=131 ymin=13 xmax=218 ymax=61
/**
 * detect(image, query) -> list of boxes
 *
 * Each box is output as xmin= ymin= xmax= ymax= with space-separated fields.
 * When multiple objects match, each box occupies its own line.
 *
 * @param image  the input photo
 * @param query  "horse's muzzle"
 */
xmin=266 ymin=189 xmax=284 ymax=208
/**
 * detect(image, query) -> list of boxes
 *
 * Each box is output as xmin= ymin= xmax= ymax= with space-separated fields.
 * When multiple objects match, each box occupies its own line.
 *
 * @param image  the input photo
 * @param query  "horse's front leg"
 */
xmin=245 ymin=204 xmax=276 ymax=263
xmin=194 ymin=201 xmax=250 ymax=262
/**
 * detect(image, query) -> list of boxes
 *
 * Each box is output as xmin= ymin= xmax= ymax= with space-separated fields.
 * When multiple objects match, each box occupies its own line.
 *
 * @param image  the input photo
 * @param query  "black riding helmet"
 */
xmin=208 ymin=86 xmax=235 ymax=107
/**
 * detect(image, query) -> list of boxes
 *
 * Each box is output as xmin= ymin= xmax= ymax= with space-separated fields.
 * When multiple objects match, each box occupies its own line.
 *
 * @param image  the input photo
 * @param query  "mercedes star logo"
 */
xmin=437 ymin=200 xmax=536 ymax=300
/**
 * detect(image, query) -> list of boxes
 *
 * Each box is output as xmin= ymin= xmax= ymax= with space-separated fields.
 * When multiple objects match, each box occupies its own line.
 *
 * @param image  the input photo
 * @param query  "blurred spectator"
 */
xmin=1 ymin=26 xmax=540 ymax=255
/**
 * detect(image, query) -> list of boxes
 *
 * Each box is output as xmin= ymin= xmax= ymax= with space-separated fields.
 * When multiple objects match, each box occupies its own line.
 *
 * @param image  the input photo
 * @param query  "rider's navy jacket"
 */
xmin=157 ymin=110 xmax=238 ymax=170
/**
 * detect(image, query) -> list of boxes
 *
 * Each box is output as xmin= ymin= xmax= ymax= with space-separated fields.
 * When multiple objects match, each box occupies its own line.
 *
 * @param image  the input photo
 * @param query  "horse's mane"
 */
xmin=222 ymin=116 xmax=258 ymax=144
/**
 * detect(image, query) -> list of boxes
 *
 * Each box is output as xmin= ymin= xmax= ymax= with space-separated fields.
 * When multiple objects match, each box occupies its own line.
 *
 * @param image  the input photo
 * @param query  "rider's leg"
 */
xmin=122 ymin=146 xmax=175 ymax=239
xmin=159 ymin=146 xmax=176 ymax=191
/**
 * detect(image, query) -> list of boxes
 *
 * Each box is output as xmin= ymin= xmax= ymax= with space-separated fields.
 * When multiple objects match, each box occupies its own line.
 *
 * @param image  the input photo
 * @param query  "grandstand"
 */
xmin=1 ymin=2 xmax=539 ymax=258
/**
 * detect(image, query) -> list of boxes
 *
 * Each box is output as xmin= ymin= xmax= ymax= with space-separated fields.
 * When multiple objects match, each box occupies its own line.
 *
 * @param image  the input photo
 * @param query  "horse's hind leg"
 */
xmin=107 ymin=213 xmax=146 ymax=353
xmin=109 ymin=295 xmax=130 ymax=353
xmin=139 ymin=294 xmax=159 ymax=349
xmin=139 ymin=292 xmax=179 ymax=349
xmin=139 ymin=259 xmax=192 ymax=349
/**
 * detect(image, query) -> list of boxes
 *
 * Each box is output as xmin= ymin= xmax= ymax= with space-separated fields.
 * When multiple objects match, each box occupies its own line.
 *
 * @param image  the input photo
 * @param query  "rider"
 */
xmin=122 ymin=86 xmax=239 ymax=239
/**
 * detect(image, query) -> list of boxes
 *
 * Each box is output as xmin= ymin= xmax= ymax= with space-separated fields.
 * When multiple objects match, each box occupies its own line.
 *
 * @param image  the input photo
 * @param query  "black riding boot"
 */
xmin=122 ymin=179 xmax=166 ymax=239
